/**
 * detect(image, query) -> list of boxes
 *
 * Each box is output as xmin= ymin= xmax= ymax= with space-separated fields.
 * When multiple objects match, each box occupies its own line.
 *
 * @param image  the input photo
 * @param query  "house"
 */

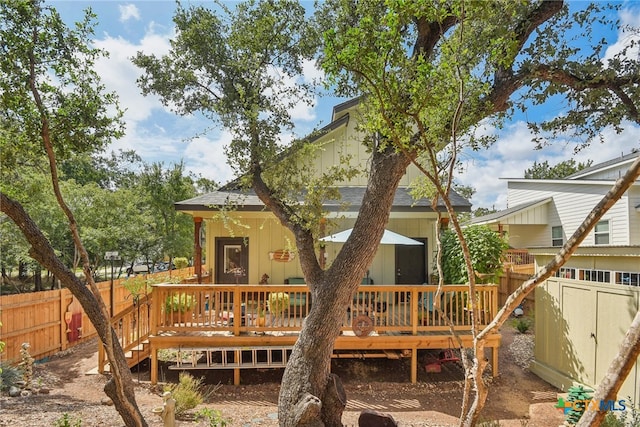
xmin=102 ymin=99 xmax=505 ymax=386
xmin=470 ymin=151 xmax=640 ymax=286
xmin=175 ymin=98 xmax=472 ymax=287
xmin=470 ymin=152 xmax=640 ymax=404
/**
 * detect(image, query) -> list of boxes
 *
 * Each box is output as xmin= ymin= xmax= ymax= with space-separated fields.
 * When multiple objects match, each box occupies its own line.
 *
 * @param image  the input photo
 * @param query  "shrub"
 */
xmin=440 ymin=225 xmax=509 ymax=284
xmin=196 ymin=407 xmax=230 ymax=426
xmin=267 ymin=292 xmax=290 ymax=316
xmin=54 ymin=413 xmax=82 ymax=427
xmin=165 ymin=293 xmax=196 ymax=313
xmin=515 ymin=318 xmax=531 ymax=334
xmin=0 ymin=362 xmax=21 ymax=391
xmin=165 ymin=372 xmax=205 ymax=416
xmin=174 ymin=257 xmax=189 ymax=269
xmin=618 ymin=397 xmax=640 ymax=427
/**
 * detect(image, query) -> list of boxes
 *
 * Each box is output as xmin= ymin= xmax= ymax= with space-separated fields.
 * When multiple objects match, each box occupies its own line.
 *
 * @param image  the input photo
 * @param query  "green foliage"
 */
xmin=196 ymin=407 xmax=230 ymax=426
xmin=440 ymin=225 xmax=509 ymax=284
xmin=602 ymin=412 xmax=625 ymax=427
xmin=0 ymin=362 xmax=21 ymax=391
xmin=132 ymin=1 xmax=353 ymax=237
xmin=524 ymin=159 xmax=593 ymax=179
xmin=268 ymin=292 xmax=291 ymax=316
xmin=174 ymin=257 xmax=189 ymax=270
xmin=54 ymin=413 xmax=82 ymax=427
xmin=514 ymin=318 xmax=531 ymax=334
xmin=618 ymin=397 xmax=640 ymax=427
xmin=565 ymin=385 xmax=593 ymax=425
xmin=165 ymin=372 xmax=205 ymax=416
xmin=165 ymin=293 xmax=196 ymax=313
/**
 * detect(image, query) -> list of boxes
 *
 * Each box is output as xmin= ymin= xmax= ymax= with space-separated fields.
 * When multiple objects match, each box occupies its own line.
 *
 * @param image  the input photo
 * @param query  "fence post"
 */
xmin=59 ymin=289 xmax=67 ymax=351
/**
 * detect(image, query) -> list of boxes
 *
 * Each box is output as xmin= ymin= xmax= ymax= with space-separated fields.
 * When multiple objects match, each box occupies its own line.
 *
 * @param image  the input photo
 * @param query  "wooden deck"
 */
xmin=100 ymin=284 xmax=501 ymax=385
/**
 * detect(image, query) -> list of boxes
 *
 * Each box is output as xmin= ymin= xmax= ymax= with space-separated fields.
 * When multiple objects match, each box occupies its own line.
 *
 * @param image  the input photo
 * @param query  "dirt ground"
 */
xmin=0 ymin=323 xmax=559 ymax=426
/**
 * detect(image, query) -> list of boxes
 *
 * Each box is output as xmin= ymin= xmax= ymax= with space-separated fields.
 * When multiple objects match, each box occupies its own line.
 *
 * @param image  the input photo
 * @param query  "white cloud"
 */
xmin=603 ymin=6 xmax=640 ymax=66
xmin=183 ymin=132 xmax=235 ymax=184
xmin=118 ymin=4 xmax=140 ymax=23
xmin=458 ymin=121 xmax=640 ymax=210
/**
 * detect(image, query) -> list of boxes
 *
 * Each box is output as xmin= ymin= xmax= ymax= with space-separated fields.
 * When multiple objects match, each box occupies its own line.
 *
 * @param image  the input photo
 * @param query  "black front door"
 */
xmin=395 ymin=238 xmax=427 ymax=301
xmin=215 ymin=238 xmax=248 ymax=284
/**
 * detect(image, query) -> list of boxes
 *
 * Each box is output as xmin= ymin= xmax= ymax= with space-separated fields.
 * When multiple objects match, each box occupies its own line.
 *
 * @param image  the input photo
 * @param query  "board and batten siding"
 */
xmin=311 ymin=110 xmax=430 ymax=188
xmin=207 ymin=214 xmax=304 ymax=284
xmin=507 ymin=181 xmax=632 ymax=246
xmin=206 ymin=214 xmax=437 ymax=286
xmin=532 ymin=278 xmax=639 ymax=404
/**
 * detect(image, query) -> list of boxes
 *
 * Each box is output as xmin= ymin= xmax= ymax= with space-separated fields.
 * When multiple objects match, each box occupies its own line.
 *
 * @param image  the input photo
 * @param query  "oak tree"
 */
xmin=0 ymin=1 xmax=146 ymax=425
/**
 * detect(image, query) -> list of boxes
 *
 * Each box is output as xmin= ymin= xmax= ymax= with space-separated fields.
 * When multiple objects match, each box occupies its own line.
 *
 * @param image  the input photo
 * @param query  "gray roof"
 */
xmin=468 ymin=198 xmax=552 ymax=225
xmin=565 ymin=151 xmax=639 ymax=179
xmin=176 ymin=186 xmax=471 ymax=213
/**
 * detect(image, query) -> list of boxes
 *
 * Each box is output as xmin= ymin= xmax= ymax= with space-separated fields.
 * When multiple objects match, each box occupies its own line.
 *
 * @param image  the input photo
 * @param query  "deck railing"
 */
xmin=150 ymin=283 xmax=498 ymax=336
xmin=98 ymin=294 xmax=152 ymax=373
xmin=98 ymin=283 xmax=498 ymax=373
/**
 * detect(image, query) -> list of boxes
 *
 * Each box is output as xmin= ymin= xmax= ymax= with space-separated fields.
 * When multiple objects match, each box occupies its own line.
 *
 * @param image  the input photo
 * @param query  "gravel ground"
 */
xmin=0 ymin=326 xmax=547 ymax=426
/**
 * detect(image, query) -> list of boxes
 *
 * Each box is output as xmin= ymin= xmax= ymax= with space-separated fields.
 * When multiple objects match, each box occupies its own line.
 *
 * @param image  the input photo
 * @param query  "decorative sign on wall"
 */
xmin=269 ymin=249 xmax=295 ymax=262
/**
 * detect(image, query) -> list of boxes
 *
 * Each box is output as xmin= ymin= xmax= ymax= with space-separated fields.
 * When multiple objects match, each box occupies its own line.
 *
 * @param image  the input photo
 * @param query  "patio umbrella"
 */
xmin=319 ymin=228 xmax=423 ymax=245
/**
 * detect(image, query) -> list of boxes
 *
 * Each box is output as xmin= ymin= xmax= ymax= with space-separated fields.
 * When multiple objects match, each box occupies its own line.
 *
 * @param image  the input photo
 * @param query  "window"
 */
xmin=582 ymin=269 xmax=610 ymax=283
xmin=616 ymin=272 xmax=640 ymax=287
xmin=551 ymin=226 xmax=563 ymax=247
xmin=594 ymin=220 xmax=610 ymax=245
xmin=555 ymin=268 xmax=575 ymax=279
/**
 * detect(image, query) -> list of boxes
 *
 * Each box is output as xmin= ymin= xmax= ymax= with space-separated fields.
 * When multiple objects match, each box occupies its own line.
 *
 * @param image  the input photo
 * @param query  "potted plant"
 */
xmin=267 ymin=292 xmax=290 ymax=326
xmin=256 ymin=308 xmax=267 ymax=327
xmin=164 ymin=293 xmax=196 ymax=324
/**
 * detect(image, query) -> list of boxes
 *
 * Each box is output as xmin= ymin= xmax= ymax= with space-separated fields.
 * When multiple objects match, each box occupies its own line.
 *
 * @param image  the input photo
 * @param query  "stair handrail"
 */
xmin=98 ymin=292 xmax=153 ymax=373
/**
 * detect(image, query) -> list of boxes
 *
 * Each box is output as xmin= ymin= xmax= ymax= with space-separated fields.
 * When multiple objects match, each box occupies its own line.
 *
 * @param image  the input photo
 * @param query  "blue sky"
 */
xmin=51 ymin=1 xmax=640 ymax=210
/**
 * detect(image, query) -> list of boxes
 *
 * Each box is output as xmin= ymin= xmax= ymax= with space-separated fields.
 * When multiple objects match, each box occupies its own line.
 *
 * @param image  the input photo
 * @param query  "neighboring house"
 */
xmin=175 ymin=98 xmax=471 ymax=287
xmin=471 ymin=152 xmax=640 ymax=404
xmin=471 ymin=152 xmax=640 ymax=286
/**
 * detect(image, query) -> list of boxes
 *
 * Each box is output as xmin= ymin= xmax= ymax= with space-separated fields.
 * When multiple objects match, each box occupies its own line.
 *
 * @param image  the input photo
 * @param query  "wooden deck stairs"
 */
xmin=100 ymin=339 xmax=150 ymax=372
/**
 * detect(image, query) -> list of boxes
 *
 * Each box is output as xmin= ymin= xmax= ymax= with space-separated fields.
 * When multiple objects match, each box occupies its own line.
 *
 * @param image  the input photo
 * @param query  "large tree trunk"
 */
xmin=0 ymin=193 xmax=148 ymax=427
xmin=271 ymin=148 xmax=412 ymax=426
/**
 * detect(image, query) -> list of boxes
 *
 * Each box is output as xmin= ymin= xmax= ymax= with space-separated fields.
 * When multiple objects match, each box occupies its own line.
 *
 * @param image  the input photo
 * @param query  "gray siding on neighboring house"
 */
xmin=507 ymin=181 xmax=632 ymax=246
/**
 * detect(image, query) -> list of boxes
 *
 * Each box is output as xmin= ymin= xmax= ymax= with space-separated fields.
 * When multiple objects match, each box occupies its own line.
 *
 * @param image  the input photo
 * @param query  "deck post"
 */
xmin=411 ymin=288 xmax=418 ymax=335
xmin=194 ymin=217 xmax=202 ymax=283
xmin=151 ymin=346 xmax=158 ymax=384
xmin=234 ymin=368 xmax=241 ymax=385
xmin=234 ymin=349 xmax=241 ymax=385
xmin=492 ymin=346 xmax=499 ymax=377
xmin=410 ymin=346 xmax=417 ymax=383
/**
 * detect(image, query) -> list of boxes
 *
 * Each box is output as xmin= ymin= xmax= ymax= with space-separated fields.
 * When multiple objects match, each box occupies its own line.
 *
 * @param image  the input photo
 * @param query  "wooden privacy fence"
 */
xmin=0 ymin=267 xmax=196 ymax=364
xmin=499 ymin=269 xmax=535 ymax=313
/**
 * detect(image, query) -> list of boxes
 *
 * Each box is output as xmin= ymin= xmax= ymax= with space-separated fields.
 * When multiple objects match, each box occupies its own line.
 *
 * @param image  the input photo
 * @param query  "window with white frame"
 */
xmin=581 ymin=269 xmax=611 ymax=283
xmin=555 ymin=267 xmax=576 ymax=279
xmin=551 ymin=226 xmax=563 ymax=247
xmin=594 ymin=220 xmax=610 ymax=245
xmin=616 ymin=272 xmax=640 ymax=286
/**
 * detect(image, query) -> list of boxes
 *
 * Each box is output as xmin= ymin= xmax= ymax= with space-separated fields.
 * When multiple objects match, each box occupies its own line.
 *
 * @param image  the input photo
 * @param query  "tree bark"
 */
xmin=273 ymin=147 xmax=412 ymax=426
xmin=576 ymin=310 xmax=640 ymax=427
xmin=0 ymin=193 xmax=148 ymax=427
